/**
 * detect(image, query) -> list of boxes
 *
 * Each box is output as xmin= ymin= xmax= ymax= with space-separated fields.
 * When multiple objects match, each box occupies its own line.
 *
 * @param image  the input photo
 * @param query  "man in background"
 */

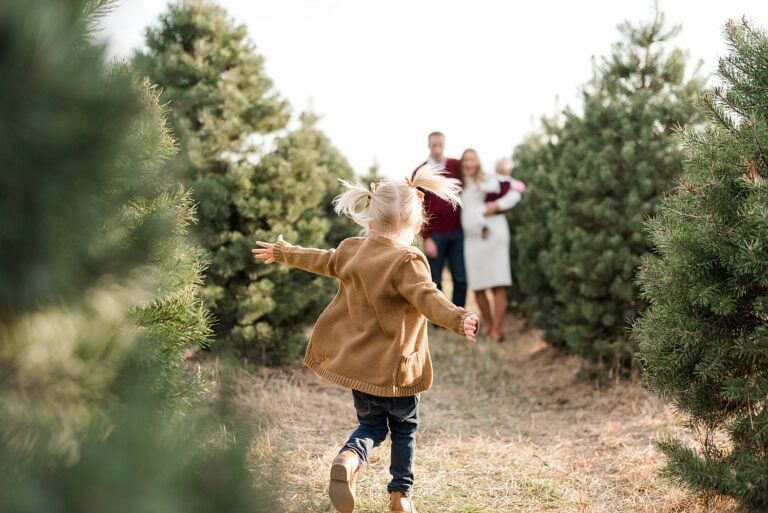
xmin=415 ymin=132 xmax=467 ymax=307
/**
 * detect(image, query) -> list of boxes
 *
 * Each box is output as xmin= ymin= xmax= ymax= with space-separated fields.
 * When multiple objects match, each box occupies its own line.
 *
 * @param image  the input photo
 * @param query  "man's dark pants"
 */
xmin=427 ymin=230 xmax=467 ymax=307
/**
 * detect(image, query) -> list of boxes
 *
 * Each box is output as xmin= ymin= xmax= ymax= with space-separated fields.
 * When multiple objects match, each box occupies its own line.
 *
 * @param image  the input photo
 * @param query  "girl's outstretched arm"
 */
xmin=396 ymin=250 xmax=479 ymax=344
xmin=252 ymin=235 xmax=339 ymax=278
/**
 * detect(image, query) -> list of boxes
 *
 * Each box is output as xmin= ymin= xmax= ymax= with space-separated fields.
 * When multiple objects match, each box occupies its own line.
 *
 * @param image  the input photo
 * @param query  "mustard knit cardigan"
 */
xmin=274 ymin=233 xmax=472 ymax=397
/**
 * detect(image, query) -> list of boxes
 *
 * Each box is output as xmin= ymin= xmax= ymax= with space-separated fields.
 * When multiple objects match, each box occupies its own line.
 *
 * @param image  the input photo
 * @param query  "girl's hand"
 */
xmin=252 ymin=235 xmax=283 ymax=264
xmin=464 ymin=314 xmax=480 ymax=344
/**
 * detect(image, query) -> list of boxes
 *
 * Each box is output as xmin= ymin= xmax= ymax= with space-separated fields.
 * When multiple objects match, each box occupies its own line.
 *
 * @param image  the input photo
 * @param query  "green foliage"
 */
xmin=0 ymin=0 xmax=141 ymax=317
xmin=510 ymin=11 xmax=703 ymax=376
xmin=633 ymin=19 xmax=768 ymax=510
xmin=507 ymin=120 xmax=564 ymax=345
xmin=0 ymin=1 xmax=272 ymax=510
xmin=233 ymin=112 xmax=355 ymax=362
xmin=135 ymin=1 xmax=354 ymax=364
xmin=0 ymin=360 xmax=271 ymax=513
xmin=125 ymin=78 xmax=213 ymax=407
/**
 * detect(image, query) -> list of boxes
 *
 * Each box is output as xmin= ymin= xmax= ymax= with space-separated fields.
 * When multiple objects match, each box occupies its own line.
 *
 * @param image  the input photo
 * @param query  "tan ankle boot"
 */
xmin=390 ymin=491 xmax=417 ymax=513
xmin=329 ymin=450 xmax=359 ymax=513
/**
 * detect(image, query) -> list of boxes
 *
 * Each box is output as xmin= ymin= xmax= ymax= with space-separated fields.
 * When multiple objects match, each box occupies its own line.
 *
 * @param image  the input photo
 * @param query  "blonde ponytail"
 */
xmin=332 ymin=180 xmax=373 ymax=229
xmin=330 ymin=164 xmax=463 ymax=245
xmin=411 ymin=163 xmax=462 ymax=208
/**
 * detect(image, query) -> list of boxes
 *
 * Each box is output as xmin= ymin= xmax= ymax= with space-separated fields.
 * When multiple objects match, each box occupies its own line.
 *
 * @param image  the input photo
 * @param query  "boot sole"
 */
xmin=329 ymin=462 xmax=355 ymax=513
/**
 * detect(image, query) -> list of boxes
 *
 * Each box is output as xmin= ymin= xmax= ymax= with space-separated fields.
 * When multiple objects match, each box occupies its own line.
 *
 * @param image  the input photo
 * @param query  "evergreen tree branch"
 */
xmin=745 ymin=120 xmax=768 ymax=172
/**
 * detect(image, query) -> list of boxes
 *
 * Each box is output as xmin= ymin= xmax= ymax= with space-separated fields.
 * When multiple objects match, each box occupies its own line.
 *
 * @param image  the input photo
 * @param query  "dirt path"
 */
xmin=237 ymin=317 xmax=737 ymax=513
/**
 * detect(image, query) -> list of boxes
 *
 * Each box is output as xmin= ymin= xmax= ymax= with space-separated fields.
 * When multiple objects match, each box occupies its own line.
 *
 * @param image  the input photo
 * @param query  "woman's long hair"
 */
xmin=459 ymin=148 xmax=483 ymax=185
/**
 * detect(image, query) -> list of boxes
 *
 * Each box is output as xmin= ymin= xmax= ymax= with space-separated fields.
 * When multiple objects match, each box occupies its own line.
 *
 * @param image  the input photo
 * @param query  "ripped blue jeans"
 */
xmin=341 ymin=390 xmax=420 ymax=495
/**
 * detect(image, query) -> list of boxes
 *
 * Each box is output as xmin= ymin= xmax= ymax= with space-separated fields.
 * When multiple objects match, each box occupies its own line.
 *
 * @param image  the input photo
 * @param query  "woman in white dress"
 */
xmin=459 ymin=149 xmax=524 ymax=342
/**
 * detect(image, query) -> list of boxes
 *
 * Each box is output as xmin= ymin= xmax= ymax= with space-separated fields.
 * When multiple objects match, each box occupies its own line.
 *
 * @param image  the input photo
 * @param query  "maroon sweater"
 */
xmin=414 ymin=158 xmax=462 ymax=239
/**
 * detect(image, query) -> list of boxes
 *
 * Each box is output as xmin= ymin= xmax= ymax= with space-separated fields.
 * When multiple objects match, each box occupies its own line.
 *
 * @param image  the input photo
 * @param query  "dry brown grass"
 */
xmin=234 ymin=317 xmax=739 ymax=513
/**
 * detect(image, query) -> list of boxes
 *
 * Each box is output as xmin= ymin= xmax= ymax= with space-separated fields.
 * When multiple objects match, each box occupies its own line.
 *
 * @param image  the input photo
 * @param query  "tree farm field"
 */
xmin=229 ymin=317 xmax=739 ymax=513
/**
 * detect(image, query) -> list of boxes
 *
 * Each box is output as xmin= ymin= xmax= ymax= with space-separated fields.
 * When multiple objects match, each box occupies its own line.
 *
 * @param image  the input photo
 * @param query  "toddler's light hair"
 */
xmin=495 ymin=157 xmax=512 ymax=176
xmin=333 ymin=164 xmax=462 ymax=244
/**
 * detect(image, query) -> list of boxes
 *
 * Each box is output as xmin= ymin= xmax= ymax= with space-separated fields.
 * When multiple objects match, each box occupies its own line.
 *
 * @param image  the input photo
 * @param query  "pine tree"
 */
xmin=124 ymin=77 xmax=213 ymax=408
xmin=135 ymin=1 xmax=354 ymax=363
xmin=1 ymin=0 xmax=139 ymax=318
xmin=238 ymin=111 xmax=355 ymax=362
xmin=287 ymin=111 xmax=356 ymax=249
xmin=633 ymin=19 xmax=768 ymax=510
xmin=512 ymin=10 xmax=703 ymax=376
xmin=0 ymin=1 xmax=272 ymax=509
xmin=1 ymin=0 xmax=148 ymax=457
xmin=507 ymin=119 xmax=565 ymax=347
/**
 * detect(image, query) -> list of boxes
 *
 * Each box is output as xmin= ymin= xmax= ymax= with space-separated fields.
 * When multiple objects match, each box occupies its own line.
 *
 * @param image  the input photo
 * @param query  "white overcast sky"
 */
xmin=100 ymin=1 xmax=768 ymax=178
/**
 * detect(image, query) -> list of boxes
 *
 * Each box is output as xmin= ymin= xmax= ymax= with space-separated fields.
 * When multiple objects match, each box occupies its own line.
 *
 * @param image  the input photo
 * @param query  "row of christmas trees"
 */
xmin=1 ymin=0 xmax=765 ymax=509
xmin=0 ymin=0 xmax=354 ymax=510
xmin=509 ymin=11 xmax=768 ymax=510
xmin=131 ymin=1 xmax=357 ymax=365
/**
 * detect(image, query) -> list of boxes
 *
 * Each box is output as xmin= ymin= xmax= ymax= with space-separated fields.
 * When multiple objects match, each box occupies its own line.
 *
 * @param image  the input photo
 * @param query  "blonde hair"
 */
xmin=495 ymin=157 xmax=512 ymax=176
xmin=459 ymin=148 xmax=483 ymax=185
xmin=333 ymin=164 xmax=462 ymax=244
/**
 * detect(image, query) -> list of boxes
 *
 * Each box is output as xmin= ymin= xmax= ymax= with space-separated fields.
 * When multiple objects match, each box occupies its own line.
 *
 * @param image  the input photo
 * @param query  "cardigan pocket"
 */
xmin=396 ymin=351 xmax=422 ymax=388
